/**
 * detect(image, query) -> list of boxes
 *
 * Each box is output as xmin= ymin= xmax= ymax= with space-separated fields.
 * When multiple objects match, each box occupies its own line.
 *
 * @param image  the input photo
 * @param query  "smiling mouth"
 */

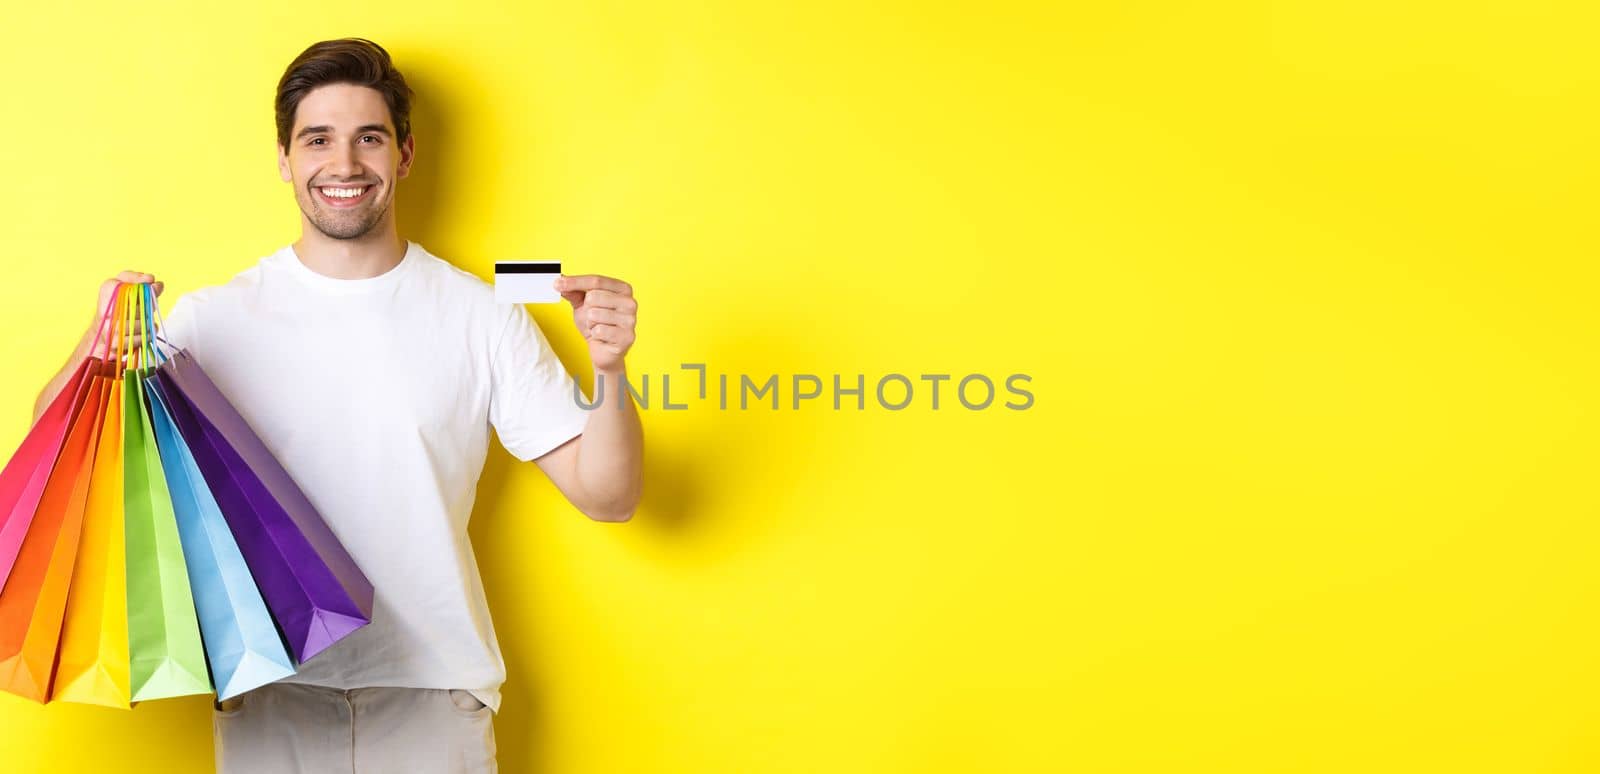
xmin=314 ymin=184 xmax=375 ymax=207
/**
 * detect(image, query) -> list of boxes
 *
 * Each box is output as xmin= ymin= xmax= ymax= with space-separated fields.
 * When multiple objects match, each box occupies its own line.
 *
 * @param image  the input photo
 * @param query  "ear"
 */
xmin=397 ymin=133 xmax=416 ymax=180
xmin=277 ymin=142 xmax=292 ymax=183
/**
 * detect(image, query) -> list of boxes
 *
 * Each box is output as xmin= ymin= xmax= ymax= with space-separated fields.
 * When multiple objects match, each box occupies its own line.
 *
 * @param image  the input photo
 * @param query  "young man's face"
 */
xmin=277 ymin=83 xmax=414 ymax=240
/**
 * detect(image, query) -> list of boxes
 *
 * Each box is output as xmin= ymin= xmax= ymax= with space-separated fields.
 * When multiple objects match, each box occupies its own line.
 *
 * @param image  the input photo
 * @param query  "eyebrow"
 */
xmin=295 ymin=124 xmax=393 ymax=141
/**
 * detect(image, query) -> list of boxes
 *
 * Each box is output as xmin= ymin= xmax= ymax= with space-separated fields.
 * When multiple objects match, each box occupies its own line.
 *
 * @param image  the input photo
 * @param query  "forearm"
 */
xmin=32 ymin=328 xmax=97 ymax=424
xmin=574 ymin=367 xmax=644 ymax=521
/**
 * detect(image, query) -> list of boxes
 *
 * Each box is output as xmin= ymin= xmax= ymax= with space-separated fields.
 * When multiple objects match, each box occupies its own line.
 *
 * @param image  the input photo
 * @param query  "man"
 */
xmin=29 ymin=37 xmax=644 ymax=773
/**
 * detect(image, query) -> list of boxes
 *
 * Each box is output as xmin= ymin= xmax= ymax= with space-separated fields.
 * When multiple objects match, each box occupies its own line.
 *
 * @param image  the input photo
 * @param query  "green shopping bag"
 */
xmin=124 ymin=332 xmax=211 ymax=701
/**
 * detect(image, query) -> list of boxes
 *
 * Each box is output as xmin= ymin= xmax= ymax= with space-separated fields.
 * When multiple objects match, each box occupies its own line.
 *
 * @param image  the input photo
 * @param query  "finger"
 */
xmin=587 ymin=323 xmax=621 ymax=342
xmin=95 ymin=281 xmax=118 ymax=314
xmin=114 ymin=270 xmax=156 ymax=284
xmin=580 ymin=289 xmax=637 ymax=312
xmin=555 ymin=274 xmax=631 ymax=296
xmin=588 ymin=324 xmax=634 ymax=347
xmin=586 ymin=308 xmax=636 ymax=329
xmin=559 ymin=288 xmax=586 ymax=308
xmin=581 ymin=307 xmax=637 ymax=333
xmin=153 ymin=281 xmax=165 ymax=297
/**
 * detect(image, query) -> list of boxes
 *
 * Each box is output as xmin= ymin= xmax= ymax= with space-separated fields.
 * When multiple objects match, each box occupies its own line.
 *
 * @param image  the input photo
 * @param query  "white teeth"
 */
xmin=320 ymin=186 xmax=367 ymax=198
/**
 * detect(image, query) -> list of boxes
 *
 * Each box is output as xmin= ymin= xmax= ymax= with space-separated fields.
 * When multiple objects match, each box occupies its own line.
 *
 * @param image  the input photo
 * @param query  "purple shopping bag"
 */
xmin=151 ymin=350 xmax=372 ymax=663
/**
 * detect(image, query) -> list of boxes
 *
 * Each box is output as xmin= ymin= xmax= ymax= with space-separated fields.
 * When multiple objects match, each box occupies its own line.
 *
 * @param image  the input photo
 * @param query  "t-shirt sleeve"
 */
xmin=160 ymin=292 xmax=200 ymax=354
xmin=489 ymin=303 xmax=591 ymax=462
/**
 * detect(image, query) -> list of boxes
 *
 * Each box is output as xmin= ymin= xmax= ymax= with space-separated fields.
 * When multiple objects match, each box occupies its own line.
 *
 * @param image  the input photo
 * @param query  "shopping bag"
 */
xmin=0 ymin=292 xmax=118 ymax=589
xmin=123 ymin=288 xmax=211 ymax=701
xmin=52 ymin=287 xmax=135 ymax=707
xmin=142 ymin=299 xmax=295 ymax=698
xmin=151 ymin=349 xmax=373 ymax=663
xmin=0 ymin=361 xmax=112 ymax=701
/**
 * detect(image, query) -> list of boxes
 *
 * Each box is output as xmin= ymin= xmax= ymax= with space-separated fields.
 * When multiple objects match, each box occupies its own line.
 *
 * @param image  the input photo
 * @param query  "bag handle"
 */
xmin=134 ymin=281 xmax=153 ymax=368
xmin=87 ymin=280 xmax=123 ymax=362
xmin=111 ymin=281 xmax=133 ymax=368
xmin=142 ymin=281 xmax=170 ymax=365
xmin=117 ymin=281 xmax=136 ymax=371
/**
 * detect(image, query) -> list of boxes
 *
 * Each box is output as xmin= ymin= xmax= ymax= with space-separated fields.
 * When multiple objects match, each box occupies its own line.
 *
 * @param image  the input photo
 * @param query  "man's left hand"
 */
xmin=554 ymin=273 xmax=636 ymax=374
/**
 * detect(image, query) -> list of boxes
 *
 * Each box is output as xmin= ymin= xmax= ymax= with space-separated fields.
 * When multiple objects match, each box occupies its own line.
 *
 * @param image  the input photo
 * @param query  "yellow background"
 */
xmin=1 ymin=1 xmax=1596 ymax=771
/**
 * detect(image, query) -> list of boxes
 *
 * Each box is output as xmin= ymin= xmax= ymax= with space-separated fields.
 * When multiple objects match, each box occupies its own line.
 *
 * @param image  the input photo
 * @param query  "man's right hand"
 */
xmin=34 ymin=270 xmax=165 ymax=424
xmin=88 ymin=270 xmax=165 ymax=354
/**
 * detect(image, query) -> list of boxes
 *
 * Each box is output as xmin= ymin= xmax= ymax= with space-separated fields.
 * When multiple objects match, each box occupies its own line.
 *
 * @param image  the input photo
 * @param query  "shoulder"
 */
xmin=168 ymin=250 xmax=276 ymax=320
xmin=405 ymin=243 xmax=526 ymax=339
xmin=408 ymin=245 xmax=500 ymax=307
xmin=160 ymin=248 xmax=279 ymax=351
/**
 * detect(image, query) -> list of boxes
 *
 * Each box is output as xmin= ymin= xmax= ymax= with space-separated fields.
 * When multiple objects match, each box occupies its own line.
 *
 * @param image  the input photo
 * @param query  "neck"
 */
xmin=292 ymin=223 xmax=407 ymax=280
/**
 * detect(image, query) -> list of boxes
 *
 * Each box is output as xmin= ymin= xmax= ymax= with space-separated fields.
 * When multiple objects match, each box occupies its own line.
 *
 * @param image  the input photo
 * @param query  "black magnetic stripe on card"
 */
xmin=495 ymin=263 xmax=561 ymax=274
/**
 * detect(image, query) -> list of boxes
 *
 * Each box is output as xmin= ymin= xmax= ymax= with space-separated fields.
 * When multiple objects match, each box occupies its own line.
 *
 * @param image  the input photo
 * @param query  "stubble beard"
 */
xmin=304 ymin=182 xmax=389 ymax=240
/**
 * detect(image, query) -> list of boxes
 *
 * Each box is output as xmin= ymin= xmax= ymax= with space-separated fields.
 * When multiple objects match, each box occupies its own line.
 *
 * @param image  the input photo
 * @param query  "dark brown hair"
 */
xmin=275 ymin=37 xmax=414 ymax=151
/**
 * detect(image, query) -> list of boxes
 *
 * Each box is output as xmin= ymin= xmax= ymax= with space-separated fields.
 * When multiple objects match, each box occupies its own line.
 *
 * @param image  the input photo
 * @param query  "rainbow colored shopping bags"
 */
xmin=0 ymin=280 xmax=373 ymax=706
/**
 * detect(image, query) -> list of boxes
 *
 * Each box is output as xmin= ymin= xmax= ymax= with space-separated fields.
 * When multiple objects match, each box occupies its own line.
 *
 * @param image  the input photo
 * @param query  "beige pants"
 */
xmin=212 ymin=682 xmax=497 ymax=773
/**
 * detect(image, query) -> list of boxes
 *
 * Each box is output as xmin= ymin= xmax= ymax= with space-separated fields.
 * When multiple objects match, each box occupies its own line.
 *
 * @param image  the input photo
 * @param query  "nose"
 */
xmin=327 ymin=140 xmax=362 ymax=179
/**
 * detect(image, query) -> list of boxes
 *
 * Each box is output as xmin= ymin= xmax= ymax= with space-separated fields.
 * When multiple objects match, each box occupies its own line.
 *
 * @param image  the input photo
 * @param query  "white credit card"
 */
xmin=494 ymin=260 xmax=562 ymax=303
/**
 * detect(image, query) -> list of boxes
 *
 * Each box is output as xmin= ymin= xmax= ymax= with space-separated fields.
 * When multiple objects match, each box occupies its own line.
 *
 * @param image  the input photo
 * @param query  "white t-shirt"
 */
xmin=162 ymin=239 xmax=591 ymax=713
